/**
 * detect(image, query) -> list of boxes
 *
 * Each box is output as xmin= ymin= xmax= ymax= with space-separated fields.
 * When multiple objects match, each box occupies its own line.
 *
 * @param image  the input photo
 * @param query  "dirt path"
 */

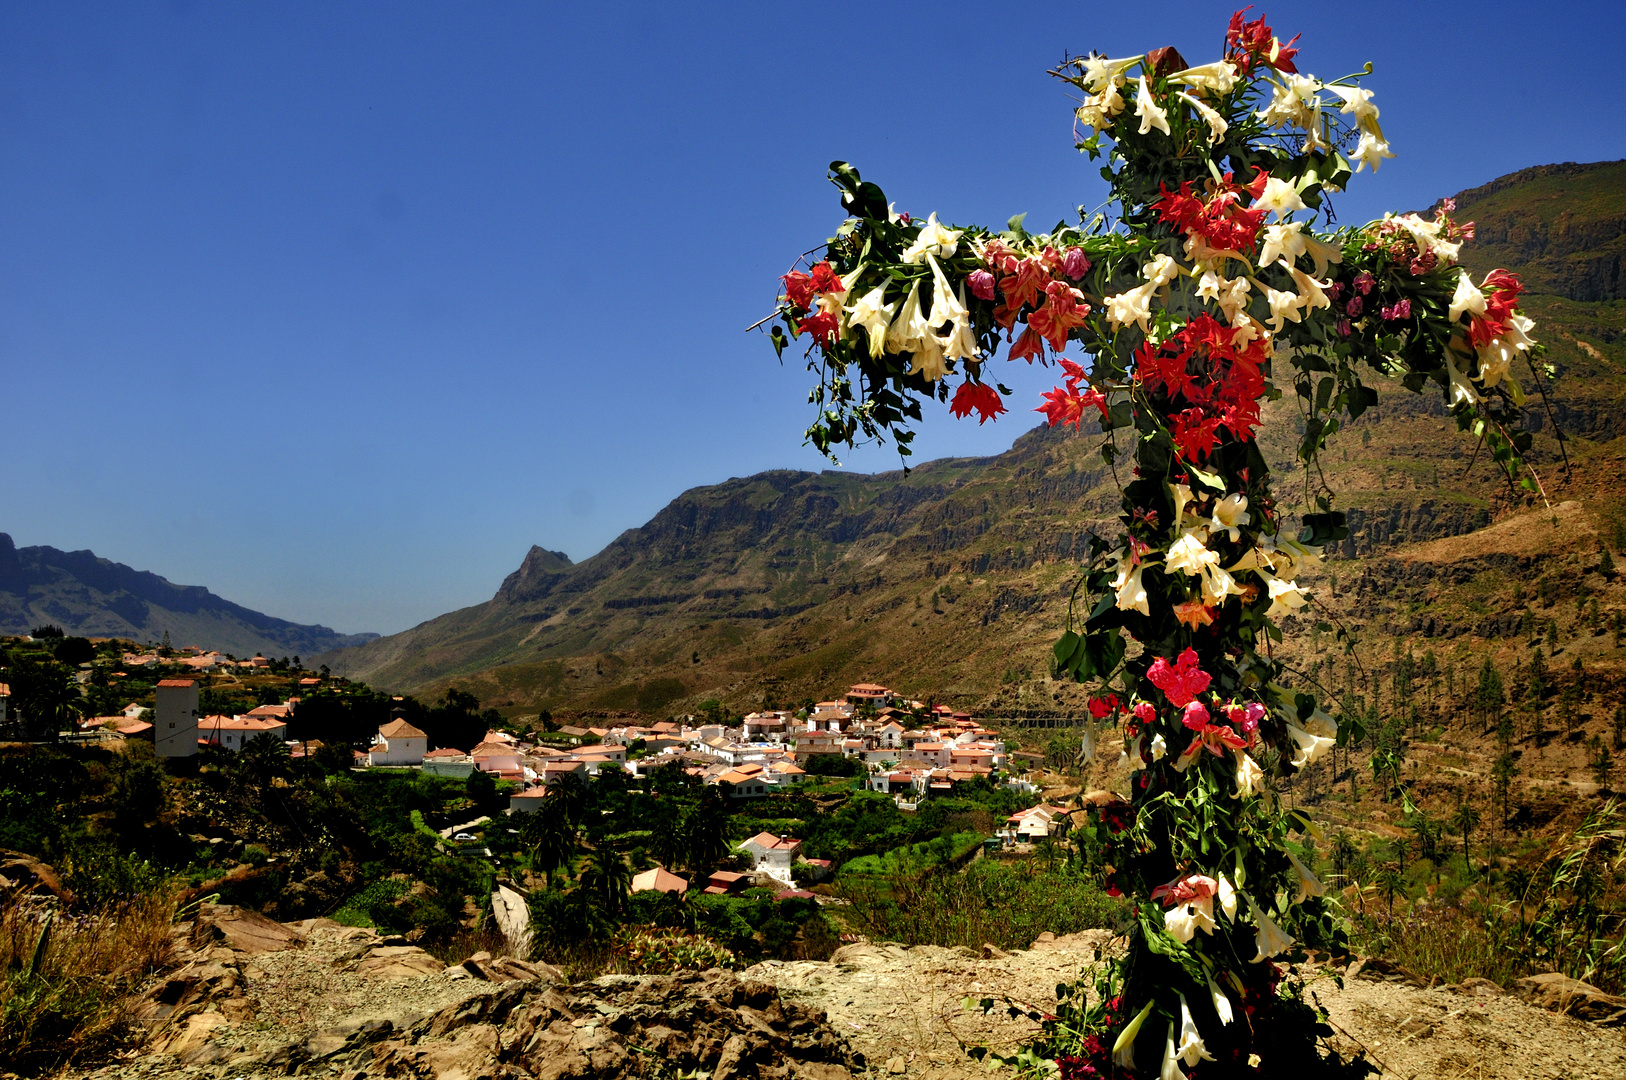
xmin=744 ymin=934 xmax=1626 ymax=1080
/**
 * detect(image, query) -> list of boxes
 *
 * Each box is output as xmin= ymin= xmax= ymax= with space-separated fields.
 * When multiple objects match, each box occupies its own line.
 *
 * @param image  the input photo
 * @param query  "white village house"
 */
xmin=369 ymin=718 xmax=429 ymax=766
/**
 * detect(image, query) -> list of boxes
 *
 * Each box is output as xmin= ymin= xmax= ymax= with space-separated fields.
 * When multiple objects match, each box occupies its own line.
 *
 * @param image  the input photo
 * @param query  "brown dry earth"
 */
xmin=743 ymin=933 xmax=1626 ymax=1080
xmin=58 ymin=910 xmax=1626 ymax=1079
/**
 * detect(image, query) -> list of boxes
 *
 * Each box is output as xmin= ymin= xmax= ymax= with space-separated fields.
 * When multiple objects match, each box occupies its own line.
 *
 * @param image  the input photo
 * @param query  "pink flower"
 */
xmin=1353 ymin=271 xmax=1375 ymax=296
xmin=1147 ymin=648 xmax=1212 ymax=708
xmin=1336 ymin=318 xmax=1352 ymax=337
xmin=1182 ymin=700 xmax=1211 ymax=731
xmin=1062 ymin=248 xmax=1092 ymax=280
xmin=1345 ymin=295 xmax=1364 ymax=318
xmin=1132 ymin=702 xmax=1157 ymax=725
xmin=968 ymin=269 xmax=996 ymax=301
xmin=1381 ymin=299 xmax=1412 ymax=320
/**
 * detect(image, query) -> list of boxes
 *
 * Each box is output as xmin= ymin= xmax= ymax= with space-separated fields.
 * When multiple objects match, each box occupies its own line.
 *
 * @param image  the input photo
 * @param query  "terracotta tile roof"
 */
xmin=423 ymin=748 xmax=467 ymax=759
xmin=156 ymin=679 xmax=196 ymax=688
xmin=741 ymin=832 xmax=801 ymax=851
xmin=246 ymin=704 xmax=291 ymax=718
xmin=378 ymin=718 xmax=428 ymax=739
xmin=630 ymin=867 xmax=689 ymax=895
xmin=471 ymin=740 xmax=518 ymax=757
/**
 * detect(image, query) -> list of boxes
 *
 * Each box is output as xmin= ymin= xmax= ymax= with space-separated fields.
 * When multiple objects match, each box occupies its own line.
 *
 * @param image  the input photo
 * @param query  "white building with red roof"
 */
xmin=738 ymin=832 xmax=802 ymax=882
xmin=369 ymin=718 xmax=428 ymax=766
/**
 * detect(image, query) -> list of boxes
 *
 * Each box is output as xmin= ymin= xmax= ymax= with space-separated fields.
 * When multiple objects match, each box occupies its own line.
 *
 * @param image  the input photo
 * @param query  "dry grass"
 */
xmin=0 ymin=888 xmax=177 ymax=1076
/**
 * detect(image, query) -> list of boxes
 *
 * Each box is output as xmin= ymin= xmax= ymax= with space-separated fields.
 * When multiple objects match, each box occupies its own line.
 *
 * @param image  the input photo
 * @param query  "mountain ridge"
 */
xmin=0 ymin=532 xmax=378 ymax=658
xmin=319 ymin=160 xmax=1626 ymax=713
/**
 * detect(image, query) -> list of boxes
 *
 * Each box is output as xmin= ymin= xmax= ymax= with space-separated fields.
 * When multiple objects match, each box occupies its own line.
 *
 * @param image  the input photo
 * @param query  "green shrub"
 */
xmin=614 ymin=929 xmax=739 ymax=973
xmin=837 ymin=860 xmax=1130 ymax=950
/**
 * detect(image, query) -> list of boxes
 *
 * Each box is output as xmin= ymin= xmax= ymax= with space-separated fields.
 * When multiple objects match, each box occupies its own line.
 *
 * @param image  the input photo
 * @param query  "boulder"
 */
xmin=1512 ymin=972 xmax=1626 ymax=1023
xmin=355 ymin=944 xmax=445 ymax=980
xmin=191 ymin=903 xmax=306 ymax=955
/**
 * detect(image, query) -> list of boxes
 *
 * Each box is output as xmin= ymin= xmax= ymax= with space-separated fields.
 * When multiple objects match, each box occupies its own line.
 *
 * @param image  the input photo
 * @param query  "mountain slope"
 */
xmin=0 ymin=533 xmax=378 ymax=658
xmin=322 ymin=160 xmax=1626 ymax=713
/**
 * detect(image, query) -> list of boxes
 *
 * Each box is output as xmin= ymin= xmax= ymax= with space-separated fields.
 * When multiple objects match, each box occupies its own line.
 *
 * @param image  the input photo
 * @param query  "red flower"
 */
xmin=1010 ymin=327 xmax=1047 ymax=363
xmin=1225 ymin=8 xmax=1299 ymax=74
xmin=1132 ymin=702 xmax=1157 ymax=725
xmin=949 ymin=380 xmax=1007 ymax=425
xmin=1027 ymin=281 xmax=1092 ymax=351
xmin=781 ymin=270 xmax=814 ymax=311
xmin=1088 ymin=694 xmax=1120 ymax=720
xmin=797 ymin=311 xmax=840 ymax=347
xmin=1469 ymin=268 xmax=1525 ymax=347
xmin=997 ymin=257 xmax=1050 ymax=313
xmin=1147 ymin=647 xmax=1212 ymax=708
xmin=808 ymin=260 xmax=845 ymax=296
xmin=1153 ymin=176 xmax=1267 ymax=254
xmin=1171 ymin=408 xmax=1223 ymax=461
xmin=1036 ymin=383 xmax=1107 ymax=429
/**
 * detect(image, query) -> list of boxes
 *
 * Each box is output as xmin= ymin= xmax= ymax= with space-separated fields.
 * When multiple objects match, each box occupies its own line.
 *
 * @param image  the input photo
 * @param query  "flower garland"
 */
xmin=766 ymin=10 xmax=1547 ymax=1077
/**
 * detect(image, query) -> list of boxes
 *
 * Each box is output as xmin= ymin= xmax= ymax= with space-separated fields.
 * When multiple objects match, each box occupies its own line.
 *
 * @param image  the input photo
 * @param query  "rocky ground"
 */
xmin=55 ymin=908 xmax=1626 ymax=1080
xmin=745 ymin=933 xmax=1626 ymax=1080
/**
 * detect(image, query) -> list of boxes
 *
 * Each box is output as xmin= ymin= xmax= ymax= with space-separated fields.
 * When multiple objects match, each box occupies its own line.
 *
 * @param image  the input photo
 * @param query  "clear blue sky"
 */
xmin=3 ymin=1 xmax=1622 ymax=635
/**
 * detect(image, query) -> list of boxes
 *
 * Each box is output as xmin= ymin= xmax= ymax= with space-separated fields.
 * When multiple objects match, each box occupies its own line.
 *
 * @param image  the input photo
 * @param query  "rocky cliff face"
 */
xmin=320 ymin=160 xmax=1623 ymax=711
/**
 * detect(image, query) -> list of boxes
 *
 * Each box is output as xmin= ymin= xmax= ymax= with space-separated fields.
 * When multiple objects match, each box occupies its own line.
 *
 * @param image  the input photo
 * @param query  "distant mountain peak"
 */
xmin=0 ymin=533 xmax=377 ymax=656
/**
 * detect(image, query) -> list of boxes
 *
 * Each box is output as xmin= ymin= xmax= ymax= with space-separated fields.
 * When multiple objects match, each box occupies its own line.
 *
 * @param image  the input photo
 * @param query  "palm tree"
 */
xmin=522 ymin=807 xmax=578 ymax=888
xmin=578 ymin=844 xmax=632 ymax=921
xmin=1450 ymin=795 xmax=1482 ymax=868
xmin=684 ymin=787 xmax=731 ymax=874
xmin=17 ymin=662 xmax=85 ymax=741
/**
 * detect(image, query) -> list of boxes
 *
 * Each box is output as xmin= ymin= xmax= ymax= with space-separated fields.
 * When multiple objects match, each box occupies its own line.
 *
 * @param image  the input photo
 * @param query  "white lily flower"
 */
xmin=847 ymin=285 xmax=896 ymax=359
xmin=1196 ymin=269 xmax=1251 ymax=323
xmin=1076 ymin=86 xmax=1125 ymax=131
xmin=1150 ymin=733 xmax=1168 ymax=762
xmin=1287 ymin=266 xmax=1333 ymax=314
xmin=1257 ymin=79 xmax=1312 ymax=129
xmin=1503 ymin=312 xmax=1537 ymax=350
xmin=1258 ymin=569 xmax=1310 ymax=618
xmin=1286 ymin=850 xmax=1326 ymax=904
xmin=1170 ymin=482 xmax=1195 ymax=527
xmin=1161 ymin=1028 xmax=1187 ymax=1080
xmin=1178 ymin=92 xmax=1228 ymax=145
xmin=907 ymin=331 xmax=948 ymax=382
xmin=1200 ymin=562 xmax=1244 ymax=607
xmin=1113 ymin=1001 xmax=1154 ymax=1071
xmin=1258 ymin=221 xmax=1307 ymax=271
xmin=1448 ymin=269 xmax=1488 ymax=323
xmin=1175 ymin=994 xmax=1215 ymax=1067
xmin=901 ymin=212 xmax=961 ymax=264
xmin=1128 ymin=734 xmax=1145 ymax=772
xmin=1267 ymin=534 xmax=1323 ymax=579
xmin=1226 ymin=546 xmax=1266 ymax=574
xmin=926 ymin=255 xmax=978 ymax=362
xmin=1285 ymin=723 xmax=1334 ymax=769
xmin=1445 ymin=348 xmax=1481 ymax=406
xmin=1217 ymin=874 xmax=1238 ymax=921
xmin=1327 ymin=84 xmax=1379 ymax=126
xmin=1301 ymin=233 xmax=1343 ymax=279
xmin=1165 ymin=529 xmax=1218 ymax=578
xmin=1208 ymin=975 xmax=1235 ymax=1025
xmin=1164 ymin=894 xmax=1216 ymax=944
xmin=1113 ymin=560 xmax=1152 ymax=616
xmin=1263 ymin=285 xmax=1306 ymax=333
xmin=1082 ymin=54 xmax=1142 ymax=93
xmin=1233 ymin=751 xmax=1265 ymax=799
xmin=1210 ymin=494 xmax=1251 ymax=542
xmin=1352 ymin=130 xmax=1396 ymax=172
xmin=1303 ymin=706 xmax=1337 ymax=740
xmin=1254 ymin=176 xmax=1307 ymax=221
xmin=1135 ymin=76 xmax=1170 ymax=136
xmin=1169 ymin=61 xmax=1238 ymax=96
xmin=1080 ymin=721 xmax=1097 ymax=764
xmin=885 ymin=280 xmax=924 ymax=355
xmin=1143 ymin=253 xmax=1181 ymax=286
xmin=1105 ymin=280 xmax=1158 ymax=333
xmin=1245 ymin=891 xmax=1295 ymax=962
xmin=940 ymin=286 xmax=981 ymax=361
